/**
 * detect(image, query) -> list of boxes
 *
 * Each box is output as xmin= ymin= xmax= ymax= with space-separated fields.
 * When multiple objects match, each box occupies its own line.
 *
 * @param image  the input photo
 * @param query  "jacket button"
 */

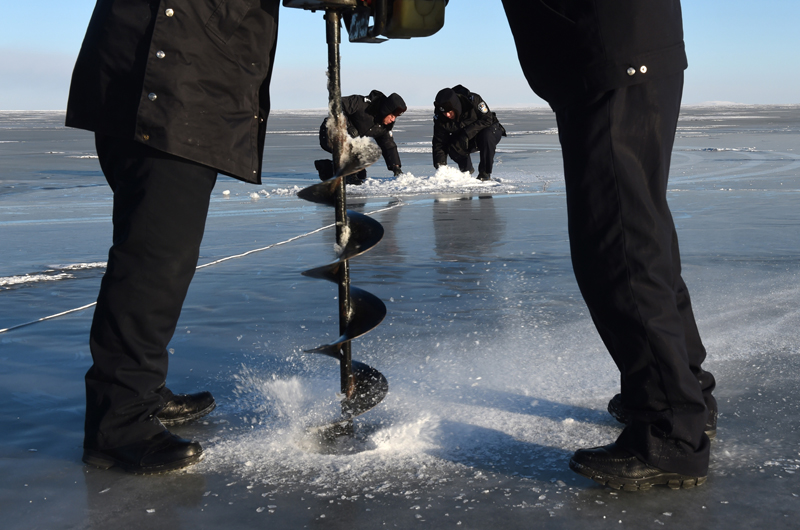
xmin=165 ymin=8 xmax=174 ymax=17
xmin=640 ymin=65 xmax=648 ymax=74
xmin=148 ymin=93 xmax=158 ymax=101
xmin=142 ymin=134 xmax=150 ymax=141
xmin=156 ymin=50 xmax=166 ymax=59
xmin=626 ymin=67 xmax=636 ymax=76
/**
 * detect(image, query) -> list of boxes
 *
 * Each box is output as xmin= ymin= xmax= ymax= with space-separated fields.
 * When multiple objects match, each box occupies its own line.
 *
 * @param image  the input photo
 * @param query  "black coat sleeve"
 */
xmin=432 ymin=115 xmax=450 ymax=168
xmin=374 ymin=129 xmax=401 ymax=169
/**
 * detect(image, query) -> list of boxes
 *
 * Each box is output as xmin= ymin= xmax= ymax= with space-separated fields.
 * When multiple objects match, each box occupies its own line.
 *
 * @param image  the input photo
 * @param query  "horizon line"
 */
xmin=3 ymin=102 xmax=800 ymax=113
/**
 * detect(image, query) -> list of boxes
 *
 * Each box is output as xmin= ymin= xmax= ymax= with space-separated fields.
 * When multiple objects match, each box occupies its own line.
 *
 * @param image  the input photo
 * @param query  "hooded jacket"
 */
xmin=432 ymin=85 xmax=501 ymax=167
xmin=329 ymin=90 xmax=405 ymax=170
xmin=65 ymin=0 xmax=280 ymax=184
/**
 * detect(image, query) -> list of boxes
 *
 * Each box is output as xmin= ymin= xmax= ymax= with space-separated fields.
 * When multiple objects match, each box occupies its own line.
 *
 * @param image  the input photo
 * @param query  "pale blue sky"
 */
xmin=1 ymin=1 xmax=798 ymax=110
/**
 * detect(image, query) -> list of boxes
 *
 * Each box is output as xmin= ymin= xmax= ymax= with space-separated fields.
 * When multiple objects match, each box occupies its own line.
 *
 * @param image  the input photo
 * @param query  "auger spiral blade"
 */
xmin=302 ymin=211 xmax=384 ymax=281
xmin=304 ymin=286 xmax=387 ymax=358
xmin=297 ymin=142 xmax=379 ymax=206
xmin=297 ymin=175 xmax=342 ymax=207
xmin=306 ymin=361 xmax=389 ymax=443
xmin=295 ymin=7 xmax=389 ymax=438
xmin=336 ymin=139 xmax=381 ymax=178
xmin=343 ymin=360 xmax=389 ymax=417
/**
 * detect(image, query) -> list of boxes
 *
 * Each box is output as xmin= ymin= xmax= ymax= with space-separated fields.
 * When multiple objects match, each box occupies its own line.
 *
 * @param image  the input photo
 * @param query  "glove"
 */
xmin=392 ymin=166 xmax=403 ymax=177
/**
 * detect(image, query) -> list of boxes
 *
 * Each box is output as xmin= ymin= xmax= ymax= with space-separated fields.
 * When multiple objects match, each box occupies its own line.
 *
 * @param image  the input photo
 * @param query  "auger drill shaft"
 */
xmin=325 ymin=10 xmax=356 ymax=404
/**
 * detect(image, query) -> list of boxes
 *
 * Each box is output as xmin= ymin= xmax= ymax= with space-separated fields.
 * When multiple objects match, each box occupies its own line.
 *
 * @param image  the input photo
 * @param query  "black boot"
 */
xmin=157 ymin=388 xmax=216 ymax=426
xmin=83 ymin=430 xmax=203 ymax=474
xmin=346 ymin=168 xmax=367 ymax=185
xmin=315 ymin=159 xmax=334 ymax=181
xmin=569 ymin=443 xmax=707 ymax=491
xmin=477 ymin=171 xmax=491 ymax=181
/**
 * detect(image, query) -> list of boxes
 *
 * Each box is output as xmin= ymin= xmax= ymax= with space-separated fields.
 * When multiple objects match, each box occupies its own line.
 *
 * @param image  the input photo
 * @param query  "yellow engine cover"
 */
xmin=384 ymin=0 xmax=446 ymax=38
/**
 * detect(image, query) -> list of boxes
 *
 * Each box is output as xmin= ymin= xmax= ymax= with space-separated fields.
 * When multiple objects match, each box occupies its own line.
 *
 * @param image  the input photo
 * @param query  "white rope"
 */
xmin=195 ymin=221 xmax=335 ymax=270
xmin=0 ymin=302 xmax=98 ymax=334
xmin=0 ymin=201 xmax=404 ymax=334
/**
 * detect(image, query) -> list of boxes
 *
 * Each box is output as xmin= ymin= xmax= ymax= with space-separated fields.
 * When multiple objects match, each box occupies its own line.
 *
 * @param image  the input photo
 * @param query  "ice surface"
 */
xmin=2 ymin=107 xmax=800 ymax=528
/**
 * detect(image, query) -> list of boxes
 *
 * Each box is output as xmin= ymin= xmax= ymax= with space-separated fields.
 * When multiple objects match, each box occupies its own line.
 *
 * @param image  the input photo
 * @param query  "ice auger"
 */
xmin=286 ymin=0 xmax=447 ymax=437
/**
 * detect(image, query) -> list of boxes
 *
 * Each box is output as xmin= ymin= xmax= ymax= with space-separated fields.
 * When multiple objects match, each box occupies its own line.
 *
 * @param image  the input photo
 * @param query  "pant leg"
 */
xmin=475 ymin=123 xmax=504 ymax=175
xmin=555 ymin=72 xmax=710 ymax=476
xmin=672 ymin=232 xmax=717 ymax=416
xmin=319 ymin=120 xmax=333 ymax=153
xmin=447 ymin=143 xmax=474 ymax=173
xmin=85 ymin=134 xmax=217 ymax=449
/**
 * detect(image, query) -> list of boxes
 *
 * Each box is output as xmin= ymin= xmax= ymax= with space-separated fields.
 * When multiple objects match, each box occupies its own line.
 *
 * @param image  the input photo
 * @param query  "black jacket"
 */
xmin=331 ymin=90 xmax=402 ymax=170
xmin=502 ymin=0 xmax=688 ymax=109
xmin=432 ymin=86 xmax=500 ymax=168
xmin=65 ymin=0 xmax=280 ymax=183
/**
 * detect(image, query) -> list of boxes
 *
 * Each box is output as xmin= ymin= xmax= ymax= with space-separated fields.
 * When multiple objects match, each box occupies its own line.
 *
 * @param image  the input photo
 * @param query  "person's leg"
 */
xmin=447 ymin=144 xmax=474 ymax=173
xmin=315 ymin=120 xmax=335 ymax=180
xmin=672 ymin=236 xmax=717 ymax=418
xmin=475 ymin=123 xmax=504 ymax=177
xmin=556 ymin=73 xmax=710 ymax=477
xmin=86 ymin=134 xmax=217 ymax=450
xmin=611 ymin=234 xmax=717 ymax=432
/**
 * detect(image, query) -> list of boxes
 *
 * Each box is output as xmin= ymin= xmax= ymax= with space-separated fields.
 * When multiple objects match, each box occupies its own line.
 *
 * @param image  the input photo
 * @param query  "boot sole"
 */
xmin=83 ymin=449 xmax=204 ymax=475
xmin=158 ymin=401 xmax=217 ymax=427
xmin=569 ymin=459 xmax=707 ymax=491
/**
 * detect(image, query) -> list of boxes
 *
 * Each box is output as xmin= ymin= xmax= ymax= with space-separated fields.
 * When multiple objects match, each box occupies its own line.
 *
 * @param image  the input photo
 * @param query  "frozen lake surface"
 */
xmin=1 ymin=106 xmax=800 ymax=528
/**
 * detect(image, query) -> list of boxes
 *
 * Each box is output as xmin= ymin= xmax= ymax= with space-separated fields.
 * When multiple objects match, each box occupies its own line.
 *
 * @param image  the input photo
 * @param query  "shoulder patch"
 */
xmin=478 ymin=102 xmax=488 ymax=114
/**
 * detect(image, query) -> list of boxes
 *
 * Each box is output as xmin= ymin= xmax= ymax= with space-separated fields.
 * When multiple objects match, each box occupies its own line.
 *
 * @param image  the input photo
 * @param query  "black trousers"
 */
xmin=85 ymin=134 xmax=217 ymax=449
xmin=448 ymin=123 xmax=504 ymax=175
xmin=552 ymin=73 xmax=714 ymax=476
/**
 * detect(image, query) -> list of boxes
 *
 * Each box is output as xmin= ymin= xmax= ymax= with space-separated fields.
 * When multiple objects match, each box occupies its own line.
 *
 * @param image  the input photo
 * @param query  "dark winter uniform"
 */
xmin=318 ymin=90 xmax=405 ymax=180
xmin=65 ymin=0 xmax=280 ymax=453
xmin=432 ymin=85 xmax=505 ymax=179
xmin=502 ymin=0 xmax=716 ymax=480
xmin=67 ymin=0 xmax=279 ymax=183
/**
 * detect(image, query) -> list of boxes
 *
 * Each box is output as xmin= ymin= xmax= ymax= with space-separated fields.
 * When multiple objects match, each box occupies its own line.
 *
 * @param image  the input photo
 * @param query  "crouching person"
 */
xmin=432 ymin=85 xmax=506 ymax=181
xmin=316 ymin=90 xmax=407 ymax=185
